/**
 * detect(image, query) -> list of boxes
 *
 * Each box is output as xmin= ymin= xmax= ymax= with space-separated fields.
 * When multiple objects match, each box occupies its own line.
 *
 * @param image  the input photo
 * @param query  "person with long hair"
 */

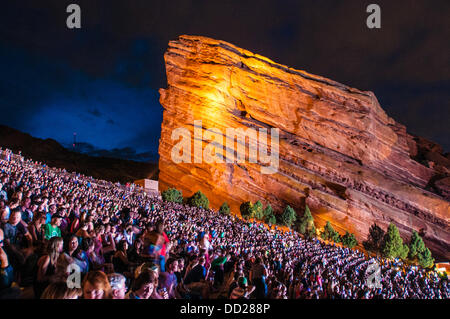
xmin=128 ymin=270 xmax=158 ymax=299
xmin=127 ymin=235 xmax=143 ymax=264
xmin=63 ymin=234 xmax=88 ymax=273
xmin=34 ymin=236 xmax=63 ymax=298
xmin=82 ymin=270 xmax=112 ymax=299
xmin=112 ymin=239 xmax=134 ymax=276
xmin=28 ymin=213 xmax=46 ymax=244
xmin=41 ymin=281 xmax=82 ymax=299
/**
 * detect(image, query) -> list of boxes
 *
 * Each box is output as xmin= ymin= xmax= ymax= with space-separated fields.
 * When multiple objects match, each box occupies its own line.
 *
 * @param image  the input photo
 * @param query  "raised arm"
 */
xmin=36 ymin=255 xmax=50 ymax=282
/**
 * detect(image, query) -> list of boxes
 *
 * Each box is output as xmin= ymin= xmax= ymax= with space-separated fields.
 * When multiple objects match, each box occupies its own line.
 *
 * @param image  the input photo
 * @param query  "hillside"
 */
xmin=0 ymin=125 xmax=158 ymax=184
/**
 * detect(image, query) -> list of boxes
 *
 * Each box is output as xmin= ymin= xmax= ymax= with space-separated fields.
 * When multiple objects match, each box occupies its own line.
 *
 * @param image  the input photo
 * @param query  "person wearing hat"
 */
xmin=44 ymin=214 xmax=62 ymax=240
xmin=230 ymin=276 xmax=255 ymax=299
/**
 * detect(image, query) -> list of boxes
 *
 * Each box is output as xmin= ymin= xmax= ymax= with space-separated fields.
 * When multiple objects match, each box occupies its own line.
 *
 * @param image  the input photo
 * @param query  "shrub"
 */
xmin=282 ymin=205 xmax=297 ymax=228
xmin=263 ymin=204 xmax=277 ymax=225
xmin=219 ymin=202 xmax=230 ymax=215
xmin=188 ymin=190 xmax=209 ymax=209
xmin=253 ymin=201 xmax=264 ymax=220
xmin=342 ymin=232 xmax=358 ymax=249
xmin=267 ymin=214 xmax=277 ymax=225
xmin=263 ymin=204 xmax=273 ymax=221
xmin=161 ymin=188 xmax=183 ymax=204
xmin=320 ymin=221 xmax=341 ymax=243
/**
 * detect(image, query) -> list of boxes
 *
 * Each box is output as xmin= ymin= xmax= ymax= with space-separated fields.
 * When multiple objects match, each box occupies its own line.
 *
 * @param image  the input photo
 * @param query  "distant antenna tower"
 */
xmin=73 ymin=132 xmax=77 ymax=149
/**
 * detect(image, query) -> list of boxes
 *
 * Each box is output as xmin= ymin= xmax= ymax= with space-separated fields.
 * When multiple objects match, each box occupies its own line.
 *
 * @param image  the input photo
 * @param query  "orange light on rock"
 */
xmin=158 ymin=35 xmax=450 ymax=260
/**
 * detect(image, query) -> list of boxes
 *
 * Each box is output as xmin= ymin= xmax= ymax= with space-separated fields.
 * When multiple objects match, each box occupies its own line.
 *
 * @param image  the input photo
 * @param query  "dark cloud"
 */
xmin=88 ymin=109 xmax=102 ymax=117
xmin=0 ymin=41 xmax=162 ymax=155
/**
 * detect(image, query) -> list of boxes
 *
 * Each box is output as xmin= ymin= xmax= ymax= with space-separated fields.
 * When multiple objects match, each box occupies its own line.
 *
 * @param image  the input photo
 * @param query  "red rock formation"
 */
xmin=158 ymin=35 xmax=450 ymax=260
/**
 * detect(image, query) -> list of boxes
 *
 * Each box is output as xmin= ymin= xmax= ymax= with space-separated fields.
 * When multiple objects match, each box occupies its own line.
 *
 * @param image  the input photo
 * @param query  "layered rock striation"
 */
xmin=158 ymin=35 xmax=450 ymax=260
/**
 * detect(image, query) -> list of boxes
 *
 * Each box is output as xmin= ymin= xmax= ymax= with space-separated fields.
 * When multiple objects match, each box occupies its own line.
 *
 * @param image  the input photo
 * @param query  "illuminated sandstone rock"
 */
xmin=158 ymin=35 xmax=450 ymax=259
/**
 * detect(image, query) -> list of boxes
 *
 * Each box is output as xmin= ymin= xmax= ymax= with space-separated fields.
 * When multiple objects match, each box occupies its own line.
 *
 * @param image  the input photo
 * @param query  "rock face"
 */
xmin=158 ymin=35 xmax=450 ymax=260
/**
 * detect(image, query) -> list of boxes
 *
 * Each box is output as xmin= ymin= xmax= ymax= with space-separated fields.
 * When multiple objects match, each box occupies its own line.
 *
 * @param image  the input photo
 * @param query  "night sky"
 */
xmin=0 ymin=0 xmax=448 ymax=162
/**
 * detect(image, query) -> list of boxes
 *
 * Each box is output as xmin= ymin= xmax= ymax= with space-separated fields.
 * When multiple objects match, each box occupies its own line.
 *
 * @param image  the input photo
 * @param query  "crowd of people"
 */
xmin=0 ymin=148 xmax=14 ymax=162
xmin=0 ymin=149 xmax=448 ymax=299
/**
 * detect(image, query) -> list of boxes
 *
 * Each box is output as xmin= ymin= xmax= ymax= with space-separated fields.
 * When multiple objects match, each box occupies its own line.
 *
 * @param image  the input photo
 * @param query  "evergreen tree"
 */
xmin=161 ymin=188 xmax=183 ymax=204
xmin=320 ymin=221 xmax=341 ymax=243
xmin=267 ymin=214 xmax=277 ymax=225
xmin=219 ymin=202 xmax=230 ymax=215
xmin=363 ymin=223 xmax=385 ymax=253
xmin=341 ymin=232 xmax=358 ymax=249
xmin=408 ymin=231 xmax=434 ymax=268
xmin=408 ymin=231 xmax=426 ymax=259
xmin=382 ymin=223 xmax=409 ymax=259
xmin=281 ymin=205 xmax=297 ymax=228
xmin=263 ymin=204 xmax=274 ymax=223
xmin=306 ymin=224 xmax=317 ymax=239
xmin=297 ymin=205 xmax=316 ymax=238
xmin=240 ymin=201 xmax=253 ymax=220
xmin=188 ymin=190 xmax=209 ymax=209
xmin=417 ymin=248 xmax=434 ymax=268
xmin=253 ymin=201 xmax=264 ymax=220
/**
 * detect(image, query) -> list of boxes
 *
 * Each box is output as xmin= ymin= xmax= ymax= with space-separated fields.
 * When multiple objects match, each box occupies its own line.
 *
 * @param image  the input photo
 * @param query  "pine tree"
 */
xmin=267 ymin=214 xmax=277 ymax=225
xmin=253 ymin=201 xmax=264 ymax=220
xmin=298 ymin=205 xmax=316 ymax=238
xmin=161 ymin=188 xmax=183 ymax=204
xmin=282 ymin=205 xmax=297 ymax=228
xmin=408 ymin=231 xmax=426 ymax=259
xmin=320 ymin=223 xmax=329 ymax=240
xmin=408 ymin=231 xmax=434 ymax=268
xmin=363 ymin=223 xmax=385 ymax=253
xmin=263 ymin=204 xmax=273 ymax=222
xmin=219 ymin=202 xmax=230 ymax=215
xmin=418 ymin=248 xmax=434 ymax=268
xmin=320 ymin=221 xmax=341 ymax=243
xmin=188 ymin=190 xmax=209 ymax=209
xmin=341 ymin=232 xmax=358 ymax=249
xmin=382 ymin=223 xmax=409 ymax=259
xmin=306 ymin=224 xmax=317 ymax=239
